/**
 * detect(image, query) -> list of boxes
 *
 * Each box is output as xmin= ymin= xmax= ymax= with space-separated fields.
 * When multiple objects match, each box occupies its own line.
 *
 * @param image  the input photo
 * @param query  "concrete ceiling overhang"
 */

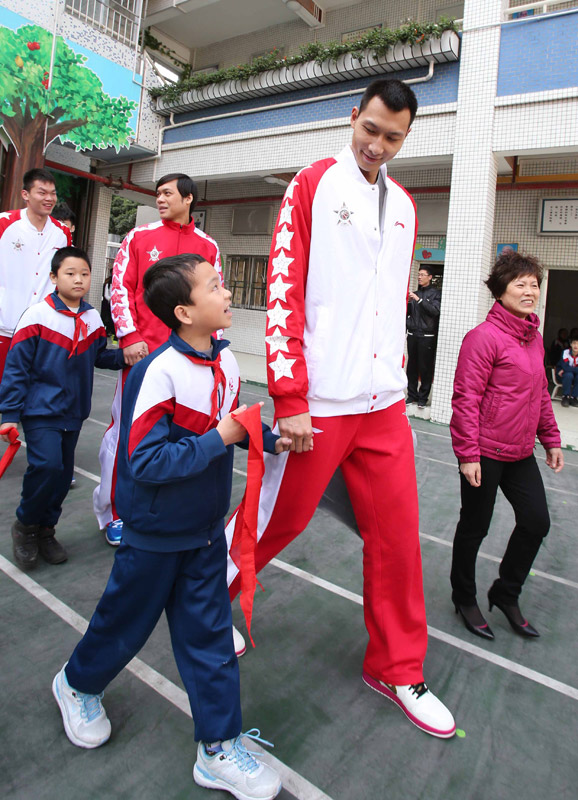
xmin=145 ymin=0 xmax=365 ymax=50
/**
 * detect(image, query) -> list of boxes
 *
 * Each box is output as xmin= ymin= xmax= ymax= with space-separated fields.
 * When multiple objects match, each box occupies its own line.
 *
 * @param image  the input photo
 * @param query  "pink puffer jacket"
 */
xmin=450 ymin=301 xmax=561 ymax=463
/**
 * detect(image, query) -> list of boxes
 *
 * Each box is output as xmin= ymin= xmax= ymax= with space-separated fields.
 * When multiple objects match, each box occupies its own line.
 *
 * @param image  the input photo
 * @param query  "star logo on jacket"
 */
xmin=12 ymin=238 xmax=24 ymax=251
xmin=147 ymin=245 xmax=162 ymax=262
xmin=334 ymin=203 xmax=353 ymax=226
xmin=271 ymin=249 xmax=293 ymax=277
xmin=269 ymin=352 xmax=296 ymax=382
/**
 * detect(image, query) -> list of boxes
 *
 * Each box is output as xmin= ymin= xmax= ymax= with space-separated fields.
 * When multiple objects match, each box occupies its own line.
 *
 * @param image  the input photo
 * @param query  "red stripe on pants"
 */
xmin=229 ymin=399 xmax=427 ymax=685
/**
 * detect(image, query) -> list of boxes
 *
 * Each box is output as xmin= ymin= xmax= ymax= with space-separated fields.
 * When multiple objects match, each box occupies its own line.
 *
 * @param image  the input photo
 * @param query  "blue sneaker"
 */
xmin=105 ymin=519 xmax=123 ymax=547
xmin=52 ymin=665 xmax=111 ymax=749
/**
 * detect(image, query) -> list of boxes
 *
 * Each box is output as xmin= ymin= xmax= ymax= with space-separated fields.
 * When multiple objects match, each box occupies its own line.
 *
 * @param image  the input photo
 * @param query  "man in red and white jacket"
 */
xmin=0 ymin=168 xmax=71 ymax=382
xmin=227 ymin=79 xmax=456 ymax=738
xmin=93 ymin=173 xmax=222 ymax=540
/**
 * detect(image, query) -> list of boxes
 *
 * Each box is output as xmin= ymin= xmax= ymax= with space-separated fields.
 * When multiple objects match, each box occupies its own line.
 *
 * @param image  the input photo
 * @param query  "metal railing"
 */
xmin=505 ymin=0 xmax=578 ymax=19
xmin=65 ymin=0 xmax=144 ymax=48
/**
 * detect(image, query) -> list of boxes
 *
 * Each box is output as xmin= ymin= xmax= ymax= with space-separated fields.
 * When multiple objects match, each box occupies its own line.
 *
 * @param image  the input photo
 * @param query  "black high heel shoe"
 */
xmin=488 ymin=594 xmax=540 ymax=638
xmin=454 ymin=603 xmax=495 ymax=640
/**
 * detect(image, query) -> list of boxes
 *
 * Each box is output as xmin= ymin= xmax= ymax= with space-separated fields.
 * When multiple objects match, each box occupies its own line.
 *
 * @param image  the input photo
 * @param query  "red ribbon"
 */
xmin=185 ymin=353 xmax=227 ymax=432
xmin=229 ymin=403 xmax=266 ymax=647
xmin=45 ymin=296 xmax=88 ymax=359
xmin=0 ymin=427 xmax=21 ymax=479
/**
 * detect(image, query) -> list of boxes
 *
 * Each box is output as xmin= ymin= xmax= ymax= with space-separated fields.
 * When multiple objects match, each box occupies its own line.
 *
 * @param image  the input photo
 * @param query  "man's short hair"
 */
xmin=358 ymin=79 xmax=418 ymax=126
xmin=52 ymin=204 xmax=76 ymax=227
xmin=144 ymin=253 xmax=206 ymax=330
xmin=51 ymin=246 xmax=91 ymax=274
xmin=155 ymin=173 xmax=198 ymax=214
xmin=418 ymin=265 xmax=433 ymax=276
xmin=485 ymin=249 xmax=543 ymax=300
xmin=23 ymin=168 xmax=56 ymax=192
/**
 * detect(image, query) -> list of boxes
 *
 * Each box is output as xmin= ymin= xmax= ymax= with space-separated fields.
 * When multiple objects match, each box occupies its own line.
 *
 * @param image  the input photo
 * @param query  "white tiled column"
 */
xmin=430 ymin=0 xmax=506 ymax=424
xmin=85 ymin=184 xmax=113 ymax=310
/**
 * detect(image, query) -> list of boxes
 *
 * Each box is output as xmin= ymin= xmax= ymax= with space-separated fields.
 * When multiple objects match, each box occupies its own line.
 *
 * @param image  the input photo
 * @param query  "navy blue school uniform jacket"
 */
xmin=116 ymin=332 xmax=278 ymax=553
xmin=0 ymin=291 xmax=124 ymax=429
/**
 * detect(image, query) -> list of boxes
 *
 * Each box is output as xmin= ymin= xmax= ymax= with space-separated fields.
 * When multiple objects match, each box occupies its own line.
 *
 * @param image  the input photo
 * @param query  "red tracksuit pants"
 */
xmin=227 ymin=399 xmax=428 ymax=685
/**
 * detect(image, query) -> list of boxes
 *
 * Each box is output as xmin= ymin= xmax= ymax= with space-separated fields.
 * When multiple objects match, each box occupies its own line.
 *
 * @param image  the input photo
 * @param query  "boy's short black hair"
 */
xmin=358 ymin=79 xmax=418 ymax=126
xmin=485 ymin=249 xmax=543 ymax=300
xmin=52 ymin=203 xmax=76 ymax=226
xmin=51 ymin=246 xmax=91 ymax=274
xmin=23 ymin=168 xmax=56 ymax=192
xmin=155 ymin=173 xmax=198 ymax=215
xmin=144 ymin=253 xmax=206 ymax=330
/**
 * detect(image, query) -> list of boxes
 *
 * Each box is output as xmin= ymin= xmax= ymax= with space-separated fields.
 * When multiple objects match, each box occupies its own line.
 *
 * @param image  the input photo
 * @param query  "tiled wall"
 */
xmin=498 ymin=11 xmax=578 ymax=96
xmin=85 ymin=184 xmax=113 ymax=309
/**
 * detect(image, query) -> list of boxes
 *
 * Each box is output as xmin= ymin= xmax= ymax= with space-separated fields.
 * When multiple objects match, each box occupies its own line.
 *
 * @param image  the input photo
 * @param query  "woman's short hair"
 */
xmin=143 ymin=253 xmax=206 ymax=329
xmin=485 ymin=249 xmax=544 ymax=300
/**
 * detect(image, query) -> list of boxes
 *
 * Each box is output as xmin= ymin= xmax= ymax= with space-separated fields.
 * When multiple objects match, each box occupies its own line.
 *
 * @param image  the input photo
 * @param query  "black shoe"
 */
xmin=561 ymin=396 xmax=570 ymax=407
xmin=11 ymin=520 xmax=40 ymax=570
xmin=488 ymin=591 xmax=539 ymax=638
xmin=38 ymin=527 xmax=68 ymax=564
xmin=405 ymin=397 xmax=417 ymax=405
xmin=454 ymin=603 xmax=495 ymax=640
xmin=570 ymin=397 xmax=578 ymax=408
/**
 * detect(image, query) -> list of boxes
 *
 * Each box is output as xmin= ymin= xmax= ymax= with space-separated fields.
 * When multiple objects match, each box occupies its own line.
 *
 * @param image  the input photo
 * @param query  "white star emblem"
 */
xmin=265 ymin=327 xmax=290 ymax=354
xmin=271 ymin=249 xmax=294 ymax=277
xmin=334 ymin=203 xmax=354 ymax=226
xmin=278 ymin=202 xmax=293 ymax=226
xmin=0 ymin=212 xmax=11 ymax=220
xmin=147 ymin=245 xmax=162 ymax=262
xmin=269 ymin=352 xmax=296 ymax=381
xmin=269 ymin=275 xmax=292 ymax=303
xmin=284 ymin=180 xmax=299 ymax=200
xmin=267 ymin=301 xmax=292 ymax=330
xmin=274 ymin=225 xmax=293 ymax=252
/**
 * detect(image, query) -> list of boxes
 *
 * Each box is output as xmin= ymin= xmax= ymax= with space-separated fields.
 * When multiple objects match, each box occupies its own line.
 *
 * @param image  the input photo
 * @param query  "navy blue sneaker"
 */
xmin=105 ymin=519 xmax=123 ymax=547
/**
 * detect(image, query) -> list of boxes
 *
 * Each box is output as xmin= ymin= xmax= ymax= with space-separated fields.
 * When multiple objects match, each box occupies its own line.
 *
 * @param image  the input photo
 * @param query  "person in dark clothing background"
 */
xmin=406 ymin=266 xmax=441 ymax=408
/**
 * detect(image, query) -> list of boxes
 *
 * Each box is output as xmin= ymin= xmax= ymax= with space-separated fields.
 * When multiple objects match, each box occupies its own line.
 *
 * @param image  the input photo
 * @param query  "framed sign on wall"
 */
xmin=538 ymin=199 xmax=578 ymax=235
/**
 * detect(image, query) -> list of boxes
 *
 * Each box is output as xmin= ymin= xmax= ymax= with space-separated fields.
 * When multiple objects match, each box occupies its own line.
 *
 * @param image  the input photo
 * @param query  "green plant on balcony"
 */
xmin=149 ymin=18 xmax=459 ymax=104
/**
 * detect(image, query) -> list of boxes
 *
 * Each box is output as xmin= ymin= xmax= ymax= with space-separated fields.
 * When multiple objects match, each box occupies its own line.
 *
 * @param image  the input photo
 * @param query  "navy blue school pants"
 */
xmin=561 ymin=365 xmax=578 ymax=397
xmin=18 ymin=426 xmax=79 ymax=528
xmin=65 ymin=534 xmax=242 ymax=743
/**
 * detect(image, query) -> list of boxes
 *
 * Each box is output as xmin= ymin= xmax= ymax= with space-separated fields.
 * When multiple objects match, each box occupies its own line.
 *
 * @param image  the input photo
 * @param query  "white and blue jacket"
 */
xmin=0 ymin=291 xmax=124 ymax=429
xmin=116 ymin=332 xmax=279 ymax=552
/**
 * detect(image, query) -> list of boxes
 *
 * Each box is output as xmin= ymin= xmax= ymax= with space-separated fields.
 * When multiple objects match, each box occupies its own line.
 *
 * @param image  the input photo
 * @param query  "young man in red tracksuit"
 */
xmin=226 ymin=79 xmax=455 ymax=738
xmin=93 ymin=173 xmax=221 ymax=540
xmin=0 ymin=168 xmax=71 ymax=383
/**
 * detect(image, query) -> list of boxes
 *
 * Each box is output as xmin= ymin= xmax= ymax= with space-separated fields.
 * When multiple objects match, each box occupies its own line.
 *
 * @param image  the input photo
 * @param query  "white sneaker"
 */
xmin=52 ymin=665 xmax=111 ymax=749
xmin=362 ymin=670 xmax=456 ymax=738
xmin=233 ymin=625 xmax=246 ymax=657
xmin=193 ymin=729 xmax=281 ymax=800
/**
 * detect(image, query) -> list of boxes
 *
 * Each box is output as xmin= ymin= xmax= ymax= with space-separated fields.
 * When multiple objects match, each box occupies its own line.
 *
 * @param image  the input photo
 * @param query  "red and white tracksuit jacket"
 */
xmin=111 ymin=217 xmax=221 ymax=352
xmin=0 ymin=210 xmax=71 ymax=381
xmin=93 ymin=217 xmax=222 ymax=528
xmin=227 ymin=146 xmax=428 ymax=684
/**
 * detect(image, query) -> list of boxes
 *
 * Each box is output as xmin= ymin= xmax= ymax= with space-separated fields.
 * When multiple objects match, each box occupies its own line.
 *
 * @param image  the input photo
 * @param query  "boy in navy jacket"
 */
xmin=0 ymin=246 xmax=125 ymax=568
xmin=52 ymin=254 xmax=289 ymax=800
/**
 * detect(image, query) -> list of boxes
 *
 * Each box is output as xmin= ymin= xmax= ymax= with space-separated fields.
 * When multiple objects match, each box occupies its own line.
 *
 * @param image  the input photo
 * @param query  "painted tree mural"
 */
xmin=0 ymin=24 xmax=138 ymax=208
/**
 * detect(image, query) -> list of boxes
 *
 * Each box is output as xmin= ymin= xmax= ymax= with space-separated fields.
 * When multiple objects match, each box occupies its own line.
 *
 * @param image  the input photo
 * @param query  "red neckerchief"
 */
xmin=185 ymin=352 xmax=227 ymax=432
xmin=0 ymin=427 xmax=21 ymax=479
xmin=45 ymin=295 xmax=88 ymax=359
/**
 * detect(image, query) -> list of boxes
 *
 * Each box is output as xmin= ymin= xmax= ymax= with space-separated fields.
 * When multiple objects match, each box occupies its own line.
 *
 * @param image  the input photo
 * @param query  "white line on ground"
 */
xmin=419 ymin=532 xmax=578 ymax=590
xmin=270 ymin=558 xmax=578 ymax=702
xmin=0 ymin=555 xmax=333 ymax=800
xmin=86 ymin=416 xmax=108 ymax=427
xmin=414 ymin=453 xmax=577 ymax=497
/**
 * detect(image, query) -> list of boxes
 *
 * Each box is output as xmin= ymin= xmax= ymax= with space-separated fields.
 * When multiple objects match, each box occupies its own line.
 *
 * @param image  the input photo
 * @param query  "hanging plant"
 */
xmin=149 ymin=18 xmax=458 ymax=104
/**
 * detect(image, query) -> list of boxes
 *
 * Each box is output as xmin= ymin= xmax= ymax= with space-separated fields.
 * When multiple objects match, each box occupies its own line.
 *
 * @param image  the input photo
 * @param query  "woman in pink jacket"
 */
xmin=450 ymin=250 xmax=564 ymax=640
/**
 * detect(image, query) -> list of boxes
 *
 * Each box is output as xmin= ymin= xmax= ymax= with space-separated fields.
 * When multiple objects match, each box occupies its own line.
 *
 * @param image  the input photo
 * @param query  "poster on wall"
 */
xmin=538 ymin=199 xmax=578 ymax=235
xmin=0 ymin=5 xmax=141 ymax=200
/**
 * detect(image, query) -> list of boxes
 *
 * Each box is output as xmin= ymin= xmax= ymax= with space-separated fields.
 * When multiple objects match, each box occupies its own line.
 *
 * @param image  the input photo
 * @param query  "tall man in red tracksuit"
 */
xmin=227 ymin=79 xmax=455 ymax=738
xmin=93 ymin=173 xmax=222 ymax=542
xmin=0 ymin=168 xmax=71 ymax=383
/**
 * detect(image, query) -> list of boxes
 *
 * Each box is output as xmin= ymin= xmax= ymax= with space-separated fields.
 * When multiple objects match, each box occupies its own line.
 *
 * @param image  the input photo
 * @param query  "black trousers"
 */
xmin=406 ymin=335 xmax=437 ymax=404
xmin=450 ymin=454 xmax=550 ymax=605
